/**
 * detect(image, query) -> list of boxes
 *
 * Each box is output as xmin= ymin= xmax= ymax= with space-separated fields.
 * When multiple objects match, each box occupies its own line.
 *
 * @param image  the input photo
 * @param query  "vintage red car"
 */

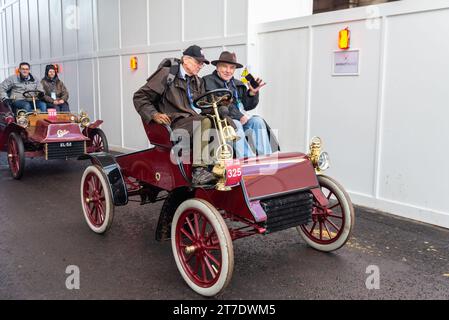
xmin=79 ymin=89 xmax=354 ymax=297
xmin=0 ymin=90 xmax=108 ymax=179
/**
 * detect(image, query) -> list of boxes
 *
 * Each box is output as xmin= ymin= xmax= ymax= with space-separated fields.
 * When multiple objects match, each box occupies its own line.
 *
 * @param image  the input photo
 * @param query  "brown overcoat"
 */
xmin=133 ymin=66 xmax=207 ymax=130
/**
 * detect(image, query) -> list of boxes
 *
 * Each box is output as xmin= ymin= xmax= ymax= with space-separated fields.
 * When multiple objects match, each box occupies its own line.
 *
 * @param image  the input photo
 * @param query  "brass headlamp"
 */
xmin=79 ymin=111 xmax=91 ymax=128
xmin=16 ymin=110 xmax=29 ymax=128
xmin=308 ymin=137 xmax=330 ymax=173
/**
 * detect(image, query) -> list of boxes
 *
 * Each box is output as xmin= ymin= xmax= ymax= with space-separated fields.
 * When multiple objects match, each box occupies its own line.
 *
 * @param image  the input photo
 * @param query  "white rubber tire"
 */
xmin=171 ymin=199 xmax=234 ymax=297
xmin=297 ymin=175 xmax=354 ymax=252
xmin=80 ymin=165 xmax=114 ymax=234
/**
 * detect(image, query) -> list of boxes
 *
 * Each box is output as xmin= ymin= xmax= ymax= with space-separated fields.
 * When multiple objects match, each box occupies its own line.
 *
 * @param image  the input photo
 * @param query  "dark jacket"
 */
xmin=203 ymin=71 xmax=259 ymax=121
xmin=41 ymin=65 xmax=69 ymax=104
xmin=133 ymin=65 xmax=205 ymax=126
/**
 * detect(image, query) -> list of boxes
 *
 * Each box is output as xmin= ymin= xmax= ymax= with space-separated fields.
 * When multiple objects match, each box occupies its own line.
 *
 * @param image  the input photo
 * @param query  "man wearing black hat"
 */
xmin=203 ymin=51 xmax=272 ymax=158
xmin=133 ymin=45 xmax=216 ymax=185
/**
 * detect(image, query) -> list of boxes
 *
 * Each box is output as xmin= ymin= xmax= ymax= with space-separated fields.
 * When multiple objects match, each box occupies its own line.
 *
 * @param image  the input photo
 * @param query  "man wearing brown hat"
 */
xmin=133 ymin=45 xmax=216 ymax=185
xmin=203 ymin=51 xmax=272 ymax=158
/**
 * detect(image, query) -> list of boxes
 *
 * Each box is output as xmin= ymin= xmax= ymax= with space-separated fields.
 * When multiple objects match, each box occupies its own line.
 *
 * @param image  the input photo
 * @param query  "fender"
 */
xmin=82 ymin=120 xmax=104 ymax=136
xmin=0 ymin=123 xmax=26 ymax=150
xmin=79 ymin=152 xmax=128 ymax=206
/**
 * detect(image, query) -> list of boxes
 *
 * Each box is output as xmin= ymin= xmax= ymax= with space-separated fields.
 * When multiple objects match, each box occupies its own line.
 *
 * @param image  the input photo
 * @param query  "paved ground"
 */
xmin=0 ymin=153 xmax=448 ymax=300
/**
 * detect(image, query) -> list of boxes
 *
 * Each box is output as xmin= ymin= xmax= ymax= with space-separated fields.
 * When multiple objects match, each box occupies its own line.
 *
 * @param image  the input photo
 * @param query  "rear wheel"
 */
xmin=297 ymin=175 xmax=354 ymax=252
xmin=80 ymin=165 xmax=114 ymax=234
xmin=89 ymin=129 xmax=109 ymax=153
xmin=171 ymin=199 xmax=234 ymax=297
xmin=7 ymin=132 xmax=25 ymax=180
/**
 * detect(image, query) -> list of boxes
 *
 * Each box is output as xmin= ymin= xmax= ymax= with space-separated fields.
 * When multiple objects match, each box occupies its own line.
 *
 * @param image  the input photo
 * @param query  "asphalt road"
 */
xmin=0 ymin=154 xmax=448 ymax=300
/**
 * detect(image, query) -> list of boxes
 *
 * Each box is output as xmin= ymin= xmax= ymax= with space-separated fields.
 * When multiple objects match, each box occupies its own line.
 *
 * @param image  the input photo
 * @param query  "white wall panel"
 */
xmin=77 ymin=59 xmax=95 ymax=118
xmin=62 ymin=0 xmax=78 ymax=56
xmin=19 ymin=0 xmax=30 ymax=61
xmin=120 ymin=0 xmax=147 ymax=48
xmin=98 ymin=56 xmax=122 ymax=147
xmin=149 ymin=0 xmax=181 ymax=44
xmin=0 ymin=12 xmax=5 ymax=68
xmin=309 ymin=20 xmax=382 ymax=196
xmin=226 ymin=0 xmax=247 ymax=36
xmin=61 ymin=60 xmax=78 ymax=111
xmin=184 ymin=0 xmax=224 ymax=40
xmin=28 ymin=0 xmax=40 ymax=61
xmin=93 ymin=58 xmax=100 ymax=121
xmin=78 ymin=0 xmax=94 ymax=54
xmin=49 ymin=0 xmax=63 ymax=57
xmin=38 ymin=0 xmax=51 ymax=59
xmin=39 ymin=64 xmax=45 ymax=80
xmin=379 ymin=10 xmax=449 ymax=215
xmin=121 ymin=54 xmax=150 ymax=150
xmin=149 ymin=50 xmax=181 ymax=74
xmin=5 ymin=6 xmax=15 ymax=64
xmin=12 ymin=2 xmax=21 ymax=62
xmin=97 ymin=0 xmax=120 ymax=51
xmin=31 ymin=64 xmax=42 ymax=80
xmin=258 ymin=28 xmax=309 ymax=153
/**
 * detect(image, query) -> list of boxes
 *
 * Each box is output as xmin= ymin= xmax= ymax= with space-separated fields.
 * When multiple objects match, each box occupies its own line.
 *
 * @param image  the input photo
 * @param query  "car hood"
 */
xmin=28 ymin=120 xmax=89 ymax=143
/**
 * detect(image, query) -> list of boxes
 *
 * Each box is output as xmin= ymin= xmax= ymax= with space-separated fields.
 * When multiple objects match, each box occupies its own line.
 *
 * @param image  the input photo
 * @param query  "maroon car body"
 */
xmin=80 ymin=116 xmax=355 ymax=297
xmin=0 ymin=100 xmax=108 ymax=179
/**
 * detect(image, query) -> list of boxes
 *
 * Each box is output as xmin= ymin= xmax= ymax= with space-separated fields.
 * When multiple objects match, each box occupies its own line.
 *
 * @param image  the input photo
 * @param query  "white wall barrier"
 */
xmin=253 ymin=0 xmax=449 ymax=228
xmin=1 ymin=0 xmax=449 ymax=229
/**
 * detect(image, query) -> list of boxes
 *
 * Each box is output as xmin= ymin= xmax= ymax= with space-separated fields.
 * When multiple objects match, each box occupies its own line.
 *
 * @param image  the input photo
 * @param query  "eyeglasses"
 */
xmin=188 ymin=57 xmax=204 ymax=68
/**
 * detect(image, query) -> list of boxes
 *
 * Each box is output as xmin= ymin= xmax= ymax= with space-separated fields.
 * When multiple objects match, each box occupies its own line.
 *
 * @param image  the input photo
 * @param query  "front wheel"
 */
xmin=171 ymin=199 xmax=234 ymax=297
xmin=297 ymin=175 xmax=354 ymax=252
xmin=80 ymin=165 xmax=114 ymax=234
xmin=88 ymin=128 xmax=109 ymax=153
xmin=7 ymin=132 xmax=25 ymax=180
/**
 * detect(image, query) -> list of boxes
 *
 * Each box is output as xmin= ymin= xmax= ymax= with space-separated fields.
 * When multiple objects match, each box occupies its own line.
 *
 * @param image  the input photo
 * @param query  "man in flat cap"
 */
xmin=133 ymin=45 xmax=216 ymax=185
xmin=203 ymin=51 xmax=272 ymax=158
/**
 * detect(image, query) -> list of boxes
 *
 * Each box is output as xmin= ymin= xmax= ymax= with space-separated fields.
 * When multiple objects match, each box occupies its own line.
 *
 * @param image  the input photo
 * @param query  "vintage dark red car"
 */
xmin=0 ymin=90 xmax=108 ymax=179
xmin=79 ymin=89 xmax=354 ymax=297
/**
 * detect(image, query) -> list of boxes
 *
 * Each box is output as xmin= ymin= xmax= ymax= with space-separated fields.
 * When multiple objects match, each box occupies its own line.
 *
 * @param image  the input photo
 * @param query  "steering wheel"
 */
xmin=193 ymin=89 xmax=233 ymax=109
xmin=23 ymin=90 xmax=44 ymax=99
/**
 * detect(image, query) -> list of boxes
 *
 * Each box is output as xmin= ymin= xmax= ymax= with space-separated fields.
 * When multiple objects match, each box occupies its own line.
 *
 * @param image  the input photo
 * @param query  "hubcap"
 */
xmin=176 ymin=210 xmax=222 ymax=288
xmin=301 ymin=186 xmax=345 ymax=244
xmin=92 ymin=134 xmax=104 ymax=152
xmin=7 ymin=138 xmax=20 ymax=176
xmin=83 ymin=172 xmax=107 ymax=227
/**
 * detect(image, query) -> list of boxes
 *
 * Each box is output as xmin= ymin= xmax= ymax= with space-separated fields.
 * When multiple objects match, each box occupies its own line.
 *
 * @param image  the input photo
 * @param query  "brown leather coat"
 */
xmin=133 ymin=66 xmax=205 ymax=126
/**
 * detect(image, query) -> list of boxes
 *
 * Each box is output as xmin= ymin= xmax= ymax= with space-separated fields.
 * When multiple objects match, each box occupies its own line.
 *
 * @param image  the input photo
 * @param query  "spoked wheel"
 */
xmin=80 ymin=165 xmax=114 ymax=234
xmin=89 ymin=129 xmax=109 ymax=153
xmin=171 ymin=199 xmax=234 ymax=297
xmin=7 ymin=132 xmax=25 ymax=180
xmin=297 ymin=175 xmax=354 ymax=252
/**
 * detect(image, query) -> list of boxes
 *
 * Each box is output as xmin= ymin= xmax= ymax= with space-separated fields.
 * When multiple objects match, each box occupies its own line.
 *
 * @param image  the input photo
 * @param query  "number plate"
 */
xmin=225 ymin=160 xmax=243 ymax=187
xmin=59 ymin=142 xmax=73 ymax=148
xmin=48 ymin=108 xmax=57 ymax=120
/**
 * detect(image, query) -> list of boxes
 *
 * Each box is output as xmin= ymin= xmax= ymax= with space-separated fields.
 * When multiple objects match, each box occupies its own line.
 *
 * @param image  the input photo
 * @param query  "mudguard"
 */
xmin=79 ymin=152 xmax=128 ymax=206
xmin=82 ymin=120 xmax=104 ymax=137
